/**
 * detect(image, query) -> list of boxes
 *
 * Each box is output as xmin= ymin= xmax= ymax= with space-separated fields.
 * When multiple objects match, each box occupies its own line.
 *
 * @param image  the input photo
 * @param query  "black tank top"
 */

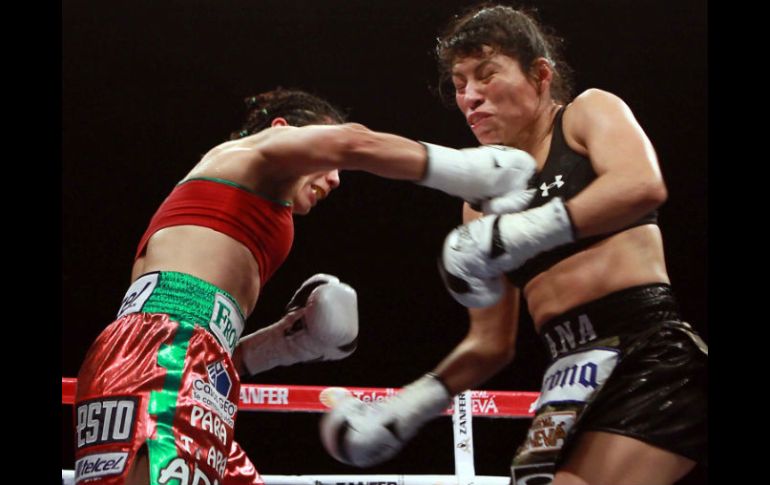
xmin=505 ymin=107 xmax=658 ymax=287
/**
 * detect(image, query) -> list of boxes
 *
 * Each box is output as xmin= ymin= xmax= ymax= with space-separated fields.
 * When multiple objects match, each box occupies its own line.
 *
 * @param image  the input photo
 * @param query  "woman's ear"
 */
xmin=531 ymin=57 xmax=554 ymax=93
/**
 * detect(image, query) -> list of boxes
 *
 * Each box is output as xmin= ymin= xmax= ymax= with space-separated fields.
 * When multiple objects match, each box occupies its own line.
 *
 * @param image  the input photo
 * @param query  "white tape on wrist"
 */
xmin=419 ymin=142 xmax=475 ymax=199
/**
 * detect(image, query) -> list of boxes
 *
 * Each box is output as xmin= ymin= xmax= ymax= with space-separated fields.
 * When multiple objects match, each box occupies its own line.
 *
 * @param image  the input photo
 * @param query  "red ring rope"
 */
xmin=61 ymin=377 xmax=538 ymax=417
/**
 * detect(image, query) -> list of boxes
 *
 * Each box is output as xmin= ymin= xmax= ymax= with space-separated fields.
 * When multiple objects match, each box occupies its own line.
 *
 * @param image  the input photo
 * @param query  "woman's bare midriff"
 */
xmin=131 ymin=225 xmax=262 ymax=316
xmin=523 ymin=224 xmax=670 ymax=330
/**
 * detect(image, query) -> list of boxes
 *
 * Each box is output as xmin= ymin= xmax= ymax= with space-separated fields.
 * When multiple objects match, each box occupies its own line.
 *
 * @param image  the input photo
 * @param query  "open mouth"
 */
xmin=311 ymin=184 xmax=327 ymax=201
xmin=468 ymin=112 xmax=492 ymax=129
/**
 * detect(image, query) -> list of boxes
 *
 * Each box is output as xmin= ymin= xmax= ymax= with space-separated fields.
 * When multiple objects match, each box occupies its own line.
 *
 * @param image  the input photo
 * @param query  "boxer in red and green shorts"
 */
xmin=71 ymin=86 xmax=540 ymax=484
xmin=75 ymin=269 xmax=359 ymax=484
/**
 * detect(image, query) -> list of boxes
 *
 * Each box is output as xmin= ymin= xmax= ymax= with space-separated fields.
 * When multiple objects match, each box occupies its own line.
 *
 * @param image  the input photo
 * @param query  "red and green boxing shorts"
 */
xmin=73 ymin=271 xmax=263 ymax=485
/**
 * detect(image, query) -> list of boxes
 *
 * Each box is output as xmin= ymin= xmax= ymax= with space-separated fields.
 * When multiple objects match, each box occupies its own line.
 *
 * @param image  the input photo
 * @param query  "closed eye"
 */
xmin=474 ymin=58 xmax=498 ymax=83
xmin=452 ymin=77 xmax=467 ymax=93
xmin=478 ymin=69 xmax=495 ymax=83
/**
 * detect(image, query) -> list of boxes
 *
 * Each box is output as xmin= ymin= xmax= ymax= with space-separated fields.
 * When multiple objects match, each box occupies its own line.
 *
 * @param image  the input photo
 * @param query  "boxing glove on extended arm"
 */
xmin=418 ymin=143 xmax=537 ymax=213
xmin=237 ymin=274 xmax=358 ymax=376
xmin=319 ymin=373 xmax=452 ymax=468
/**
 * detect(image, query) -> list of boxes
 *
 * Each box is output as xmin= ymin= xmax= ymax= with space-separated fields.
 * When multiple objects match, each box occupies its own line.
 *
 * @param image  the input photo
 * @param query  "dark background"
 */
xmin=62 ymin=0 xmax=708 ymax=483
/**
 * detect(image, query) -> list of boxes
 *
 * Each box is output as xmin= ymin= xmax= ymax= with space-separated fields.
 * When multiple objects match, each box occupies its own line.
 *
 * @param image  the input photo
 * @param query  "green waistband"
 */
xmin=118 ymin=271 xmax=246 ymax=355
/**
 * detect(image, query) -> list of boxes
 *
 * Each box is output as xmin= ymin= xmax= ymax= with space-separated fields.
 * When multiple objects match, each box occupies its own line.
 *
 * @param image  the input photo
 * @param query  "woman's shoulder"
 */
xmin=562 ymin=89 xmax=635 ymax=142
xmin=566 ymin=88 xmax=627 ymax=117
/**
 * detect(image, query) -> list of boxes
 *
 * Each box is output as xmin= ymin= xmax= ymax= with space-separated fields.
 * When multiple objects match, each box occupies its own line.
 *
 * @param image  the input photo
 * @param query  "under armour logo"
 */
xmin=539 ymin=175 xmax=564 ymax=196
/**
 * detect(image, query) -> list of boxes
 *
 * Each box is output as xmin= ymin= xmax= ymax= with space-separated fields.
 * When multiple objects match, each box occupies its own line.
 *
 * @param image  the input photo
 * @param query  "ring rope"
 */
xmin=61 ymin=469 xmax=510 ymax=485
xmin=61 ymin=377 xmax=538 ymax=417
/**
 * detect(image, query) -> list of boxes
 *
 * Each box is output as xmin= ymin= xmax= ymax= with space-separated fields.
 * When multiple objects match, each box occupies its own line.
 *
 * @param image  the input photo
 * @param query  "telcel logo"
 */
xmin=75 ymin=452 xmax=127 ymax=481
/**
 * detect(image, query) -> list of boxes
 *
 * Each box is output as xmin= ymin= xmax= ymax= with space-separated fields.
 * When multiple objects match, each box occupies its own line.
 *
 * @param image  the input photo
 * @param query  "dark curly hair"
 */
xmin=230 ymin=87 xmax=347 ymax=140
xmin=435 ymin=3 xmax=574 ymax=105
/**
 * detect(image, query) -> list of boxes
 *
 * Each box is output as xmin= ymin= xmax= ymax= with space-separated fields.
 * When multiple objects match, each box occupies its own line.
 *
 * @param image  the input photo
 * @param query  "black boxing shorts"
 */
xmin=510 ymin=284 xmax=708 ymax=484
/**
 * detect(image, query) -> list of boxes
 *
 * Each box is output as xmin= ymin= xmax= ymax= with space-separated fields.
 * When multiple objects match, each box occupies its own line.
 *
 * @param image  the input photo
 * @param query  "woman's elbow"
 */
xmin=625 ymin=171 xmax=667 ymax=212
xmin=485 ymin=343 xmax=516 ymax=367
xmin=642 ymin=178 xmax=668 ymax=209
xmin=334 ymin=124 xmax=377 ymax=159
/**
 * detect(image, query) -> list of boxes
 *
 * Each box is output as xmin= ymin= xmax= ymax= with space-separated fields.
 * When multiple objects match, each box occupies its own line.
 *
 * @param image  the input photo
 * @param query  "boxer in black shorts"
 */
xmin=321 ymin=5 xmax=707 ymax=484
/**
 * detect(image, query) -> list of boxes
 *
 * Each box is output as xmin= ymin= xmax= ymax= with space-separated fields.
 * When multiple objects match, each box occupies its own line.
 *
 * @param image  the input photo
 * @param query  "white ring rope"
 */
xmin=61 ymin=470 xmax=510 ymax=485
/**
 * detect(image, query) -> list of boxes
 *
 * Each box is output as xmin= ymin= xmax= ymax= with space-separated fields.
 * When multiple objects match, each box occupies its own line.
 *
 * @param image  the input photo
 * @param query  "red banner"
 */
xmin=62 ymin=378 xmax=537 ymax=418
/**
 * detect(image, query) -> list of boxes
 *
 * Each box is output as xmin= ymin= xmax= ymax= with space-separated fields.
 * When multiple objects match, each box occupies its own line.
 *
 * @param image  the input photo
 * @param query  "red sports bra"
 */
xmin=135 ymin=177 xmax=294 ymax=285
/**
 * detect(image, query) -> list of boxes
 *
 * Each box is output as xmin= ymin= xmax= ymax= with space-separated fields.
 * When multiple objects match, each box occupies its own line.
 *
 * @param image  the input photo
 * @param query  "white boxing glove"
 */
xmin=437 ymin=258 xmax=505 ymax=309
xmin=237 ymin=274 xmax=358 ymax=376
xmin=418 ymin=142 xmax=536 ymax=212
xmin=440 ymin=198 xmax=576 ymax=307
xmin=320 ymin=373 xmax=452 ymax=468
